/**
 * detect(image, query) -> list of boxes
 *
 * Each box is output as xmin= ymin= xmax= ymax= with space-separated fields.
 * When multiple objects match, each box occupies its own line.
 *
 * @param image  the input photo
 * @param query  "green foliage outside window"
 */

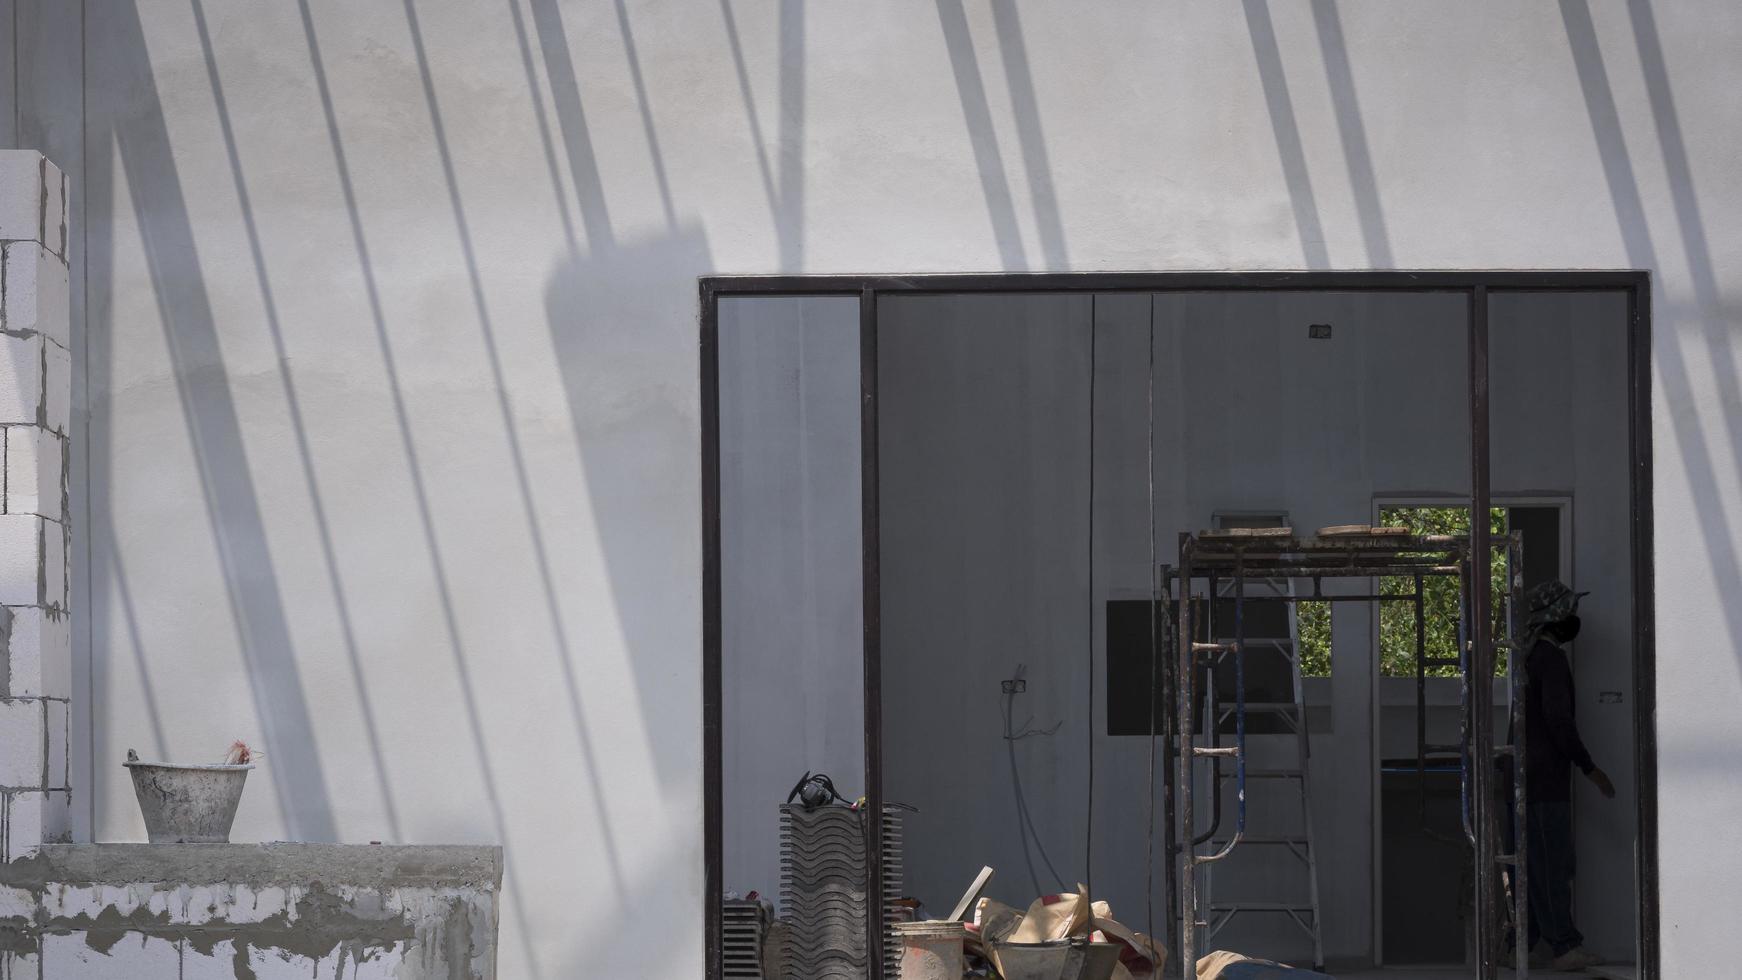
xmin=1296 ymin=601 xmax=1332 ymax=677
xmin=1291 ymin=506 xmax=1508 ymax=678
xmin=1377 ymin=506 xmax=1508 ymax=677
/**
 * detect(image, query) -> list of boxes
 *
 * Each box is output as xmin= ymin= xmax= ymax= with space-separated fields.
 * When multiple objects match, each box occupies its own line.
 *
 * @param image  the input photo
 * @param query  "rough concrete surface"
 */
xmin=0 ymin=844 xmax=501 ymax=978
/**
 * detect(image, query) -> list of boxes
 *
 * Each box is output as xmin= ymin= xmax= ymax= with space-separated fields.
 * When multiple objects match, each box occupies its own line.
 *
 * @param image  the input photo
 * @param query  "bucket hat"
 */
xmin=1526 ymin=579 xmax=1588 ymax=630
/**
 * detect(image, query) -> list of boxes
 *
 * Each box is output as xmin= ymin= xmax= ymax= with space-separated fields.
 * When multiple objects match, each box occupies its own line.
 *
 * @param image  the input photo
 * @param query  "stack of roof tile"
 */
xmin=778 ymin=804 xmax=904 ymax=979
xmin=722 ymin=900 xmax=770 ymax=979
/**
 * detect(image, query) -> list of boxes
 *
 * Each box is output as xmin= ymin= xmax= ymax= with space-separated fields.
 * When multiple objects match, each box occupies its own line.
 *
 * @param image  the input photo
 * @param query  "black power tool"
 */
xmin=785 ymin=772 xmax=847 ymax=811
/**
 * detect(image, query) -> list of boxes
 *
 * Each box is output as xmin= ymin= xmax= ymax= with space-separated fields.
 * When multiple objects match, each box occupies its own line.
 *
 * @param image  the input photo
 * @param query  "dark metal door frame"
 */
xmin=700 ymin=271 xmax=1655 ymax=980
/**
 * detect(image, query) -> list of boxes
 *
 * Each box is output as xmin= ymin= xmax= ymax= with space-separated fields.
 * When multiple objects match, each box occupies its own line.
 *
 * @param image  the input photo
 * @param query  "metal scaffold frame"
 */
xmin=1165 ymin=527 xmax=1529 ymax=977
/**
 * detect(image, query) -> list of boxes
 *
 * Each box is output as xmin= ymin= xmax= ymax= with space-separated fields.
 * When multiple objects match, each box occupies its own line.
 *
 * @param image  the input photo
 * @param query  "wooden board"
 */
xmin=1198 ymin=526 xmax=1294 ymax=539
xmin=1317 ymin=524 xmax=1412 ymax=537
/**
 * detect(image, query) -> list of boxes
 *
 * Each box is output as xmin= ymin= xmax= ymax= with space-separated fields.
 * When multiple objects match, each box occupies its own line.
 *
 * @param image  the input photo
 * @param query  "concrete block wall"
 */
xmin=0 ymin=152 xmax=70 ymax=884
xmin=2 ymin=844 xmax=502 ymax=979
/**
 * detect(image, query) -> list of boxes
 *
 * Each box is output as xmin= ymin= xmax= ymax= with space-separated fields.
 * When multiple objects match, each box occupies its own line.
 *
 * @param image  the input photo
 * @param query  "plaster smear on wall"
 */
xmin=0 ymin=844 xmax=500 ymax=979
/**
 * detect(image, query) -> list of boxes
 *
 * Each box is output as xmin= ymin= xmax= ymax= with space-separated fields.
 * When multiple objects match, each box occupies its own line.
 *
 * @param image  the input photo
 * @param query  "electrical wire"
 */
xmin=1144 ymin=294 xmax=1159 ymax=948
xmin=1002 ymin=664 xmax=1067 ymax=897
xmin=1084 ymin=297 xmax=1098 ymax=902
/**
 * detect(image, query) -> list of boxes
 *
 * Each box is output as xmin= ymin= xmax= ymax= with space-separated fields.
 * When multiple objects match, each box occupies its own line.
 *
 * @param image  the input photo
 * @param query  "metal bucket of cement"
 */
xmin=894 ymin=920 xmax=968 ymax=980
xmin=995 ymin=938 xmax=1123 ymax=980
xmin=124 ymin=752 xmax=252 ymax=843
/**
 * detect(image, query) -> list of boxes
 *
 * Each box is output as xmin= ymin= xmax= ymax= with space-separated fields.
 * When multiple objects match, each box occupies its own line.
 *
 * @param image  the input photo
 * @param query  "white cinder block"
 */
xmin=243 ymin=944 xmax=334 ymax=980
xmin=45 ymin=699 xmax=66 ymax=789
xmin=0 ymin=334 xmax=43 ymax=426
xmin=42 ymin=788 xmax=69 ymax=843
xmin=0 ymin=153 xmax=44 ymax=244
xmin=43 ymin=932 xmax=183 ymax=977
xmin=3 ymin=243 xmax=70 ymax=350
xmin=6 ymin=608 xmax=70 ymax=699
xmin=3 ymin=790 xmax=43 ymax=860
xmin=43 ymin=339 xmax=68 ymax=435
xmin=0 ymin=884 xmax=34 ymax=918
xmin=347 ymin=946 xmax=410 ymax=980
xmin=43 ymin=159 xmax=65 ymax=259
xmin=178 ymin=943 xmax=234 ymax=980
xmin=189 ymin=939 xmax=324 ymax=980
xmin=0 ymin=515 xmax=44 ymax=606
xmin=42 ymin=610 xmax=70 ymax=697
xmin=184 ymin=941 xmax=338 ymax=980
xmin=0 ymin=699 xmax=44 ymax=786
xmin=0 ymin=604 xmax=15 ymax=694
xmin=0 ymin=950 xmax=40 ymax=979
xmin=44 ymin=518 xmax=66 ymax=611
xmin=6 ymin=427 xmax=64 ymax=522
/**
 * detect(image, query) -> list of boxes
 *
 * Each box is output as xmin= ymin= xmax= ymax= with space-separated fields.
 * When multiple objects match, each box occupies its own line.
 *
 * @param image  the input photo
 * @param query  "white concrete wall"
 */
xmin=876 ymin=289 xmax=1634 ymax=964
xmin=718 ymin=296 xmax=863 ymax=908
xmin=0 ymin=1 xmax=1727 ymax=976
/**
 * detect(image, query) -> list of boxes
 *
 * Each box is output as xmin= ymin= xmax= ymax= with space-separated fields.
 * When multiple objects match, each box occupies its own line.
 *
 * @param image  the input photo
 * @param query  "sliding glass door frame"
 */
xmin=700 ymin=271 xmax=1653 ymax=980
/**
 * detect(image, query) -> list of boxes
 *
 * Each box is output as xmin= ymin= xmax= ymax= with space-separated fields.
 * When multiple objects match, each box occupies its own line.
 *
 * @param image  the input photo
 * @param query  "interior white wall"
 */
xmin=17 ymin=1 xmax=1732 ymax=975
xmin=717 ymin=296 xmax=863 ymax=908
xmin=877 ymin=290 xmax=1633 ymax=964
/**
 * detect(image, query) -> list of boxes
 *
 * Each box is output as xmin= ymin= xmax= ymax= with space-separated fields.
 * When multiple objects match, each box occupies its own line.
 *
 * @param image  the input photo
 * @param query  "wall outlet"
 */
xmin=1001 ymin=678 xmax=1027 ymax=694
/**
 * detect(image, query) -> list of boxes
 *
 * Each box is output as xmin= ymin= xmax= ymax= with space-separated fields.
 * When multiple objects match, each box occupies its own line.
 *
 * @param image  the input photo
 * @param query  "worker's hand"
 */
xmin=1586 ymin=767 xmax=1616 ymax=799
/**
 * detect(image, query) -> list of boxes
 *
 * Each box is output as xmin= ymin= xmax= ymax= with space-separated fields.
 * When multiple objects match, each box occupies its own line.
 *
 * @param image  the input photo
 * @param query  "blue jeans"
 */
xmin=1526 ymin=800 xmax=1583 ymax=956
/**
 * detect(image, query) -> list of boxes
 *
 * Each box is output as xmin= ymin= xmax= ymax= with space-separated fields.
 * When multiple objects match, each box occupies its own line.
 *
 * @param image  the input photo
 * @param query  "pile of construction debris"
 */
xmin=893 ymin=866 xmax=1330 ymax=980
xmin=962 ymin=885 xmax=1160 ymax=980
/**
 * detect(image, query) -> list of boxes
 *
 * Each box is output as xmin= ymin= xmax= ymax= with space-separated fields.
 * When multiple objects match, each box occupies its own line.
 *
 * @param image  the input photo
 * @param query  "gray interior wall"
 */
xmin=718 ymin=296 xmax=863 ymax=907
xmin=1490 ymin=291 xmax=1635 ymax=956
xmin=0 ymin=1 xmax=12 ymax=149
xmin=877 ymin=290 xmax=1633 ymax=963
xmin=879 ymin=293 xmax=1099 ymax=922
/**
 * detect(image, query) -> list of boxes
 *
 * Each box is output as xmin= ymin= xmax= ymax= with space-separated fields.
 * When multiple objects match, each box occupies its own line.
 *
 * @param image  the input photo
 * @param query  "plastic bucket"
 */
xmin=124 ymin=757 xmax=253 ymax=843
xmin=894 ymin=920 xmax=967 ymax=980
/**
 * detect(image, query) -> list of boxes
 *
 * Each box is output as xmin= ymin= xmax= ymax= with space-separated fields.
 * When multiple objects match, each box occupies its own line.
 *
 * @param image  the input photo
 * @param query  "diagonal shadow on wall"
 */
xmin=1558 ymin=0 xmax=1742 ymax=672
xmin=90 ymin=0 xmax=338 ymax=844
xmin=989 ymin=1 xmax=1069 ymax=268
xmin=189 ymin=0 xmax=404 ymax=844
xmin=1242 ymin=0 xmax=1332 ymax=269
xmin=1624 ymin=2 xmax=1742 ymax=501
xmin=522 ymin=3 xmax=726 ymax=973
xmin=1308 ymin=0 xmax=1394 ymax=269
xmin=934 ymin=0 xmax=1030 ymax=270
xmin=715 ymin=0 xmax=804 ymax=268
xmin=293 ymin=1 xmax=547 ymax=972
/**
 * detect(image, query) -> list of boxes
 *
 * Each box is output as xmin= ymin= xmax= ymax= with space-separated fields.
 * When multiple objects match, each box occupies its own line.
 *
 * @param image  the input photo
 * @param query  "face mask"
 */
xmin=1554 ymin=615 xmax=1582 ymax=644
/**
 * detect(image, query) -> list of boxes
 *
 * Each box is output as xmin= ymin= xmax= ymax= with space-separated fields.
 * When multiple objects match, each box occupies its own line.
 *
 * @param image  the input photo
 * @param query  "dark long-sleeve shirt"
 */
xmin=1524 ymin=636 xmax=1595 ymax=803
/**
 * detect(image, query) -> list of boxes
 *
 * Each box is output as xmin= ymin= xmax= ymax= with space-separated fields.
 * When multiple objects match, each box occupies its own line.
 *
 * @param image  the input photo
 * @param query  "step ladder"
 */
xmin=1195 ymin=570 xmax=1325 ymax=971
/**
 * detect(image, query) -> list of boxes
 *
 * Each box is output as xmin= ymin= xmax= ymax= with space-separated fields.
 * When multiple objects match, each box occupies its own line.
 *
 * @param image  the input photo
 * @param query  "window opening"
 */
xmin=1377 ymin=505 xmax=1508 ymax=677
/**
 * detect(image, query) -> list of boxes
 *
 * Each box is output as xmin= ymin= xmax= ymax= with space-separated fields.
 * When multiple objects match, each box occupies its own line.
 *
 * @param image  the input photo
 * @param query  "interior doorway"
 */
xmin=1370 ymin=499 xmax=1575 ymax=967
xmin=702 ymin=273 xmax=1655 ymax=980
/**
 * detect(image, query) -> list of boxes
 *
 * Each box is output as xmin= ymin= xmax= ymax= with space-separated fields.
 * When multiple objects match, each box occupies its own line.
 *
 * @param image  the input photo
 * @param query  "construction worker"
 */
xmin=1518 ymin=579 xmax=1614 ymax=971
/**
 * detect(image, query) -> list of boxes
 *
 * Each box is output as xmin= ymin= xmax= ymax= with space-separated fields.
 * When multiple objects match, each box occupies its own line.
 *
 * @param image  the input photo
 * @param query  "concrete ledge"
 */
xmin=0 ymin=843 xmax=502 ymax=978
xmin=17 ymin=843 xmax=503 ymax=890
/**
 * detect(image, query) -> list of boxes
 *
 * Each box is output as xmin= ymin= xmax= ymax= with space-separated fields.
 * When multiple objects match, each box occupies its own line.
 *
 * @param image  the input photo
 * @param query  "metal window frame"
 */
xmin=700 ymin=270 xmax=1655 ymax=980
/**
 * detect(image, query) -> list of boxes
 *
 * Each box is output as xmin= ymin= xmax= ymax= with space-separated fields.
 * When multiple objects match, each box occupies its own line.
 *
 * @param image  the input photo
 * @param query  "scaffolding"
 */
xmin=1163 ymin=526 xmax=1529 ymax=977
